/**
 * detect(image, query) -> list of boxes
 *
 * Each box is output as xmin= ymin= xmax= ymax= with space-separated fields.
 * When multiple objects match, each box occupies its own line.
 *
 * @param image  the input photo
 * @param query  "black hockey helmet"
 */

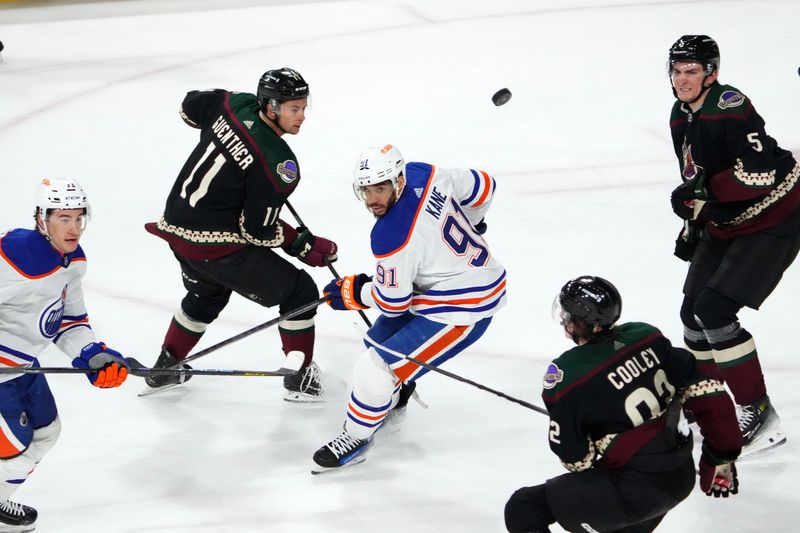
xmin=556 ymin=276 xmax=622 ymax=330
xmin=257 ymin=67 xmax=310 ymax=111
xmin=668 ymin=35 xmax=720 ymax=74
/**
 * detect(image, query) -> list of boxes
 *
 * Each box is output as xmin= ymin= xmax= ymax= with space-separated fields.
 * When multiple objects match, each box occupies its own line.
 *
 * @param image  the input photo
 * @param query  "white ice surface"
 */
xmin=1 ymin=0 xmax=799 ymax=531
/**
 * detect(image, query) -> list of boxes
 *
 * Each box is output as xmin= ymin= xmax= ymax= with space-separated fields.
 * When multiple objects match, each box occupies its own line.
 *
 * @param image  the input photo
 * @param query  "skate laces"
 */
xmin=737 ymin=404 xmax=757 ymax=433
xmin=327 ymin=431 xmax=363 ymax=456
xmin=0 ymin=500 xmax=25 ymax=516
xmin=299 ymin=362 xmax=321 ymax=392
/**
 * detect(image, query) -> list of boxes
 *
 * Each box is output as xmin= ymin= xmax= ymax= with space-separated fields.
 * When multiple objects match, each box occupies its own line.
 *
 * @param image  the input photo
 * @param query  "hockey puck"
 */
xmin=492 ymin=88 xmax=512 ymax=106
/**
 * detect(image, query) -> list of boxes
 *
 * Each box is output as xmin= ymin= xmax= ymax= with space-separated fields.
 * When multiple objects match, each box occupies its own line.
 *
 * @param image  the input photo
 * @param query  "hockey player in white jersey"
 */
xmin=312 ymin=144 xmax=506 ymax=472
xmin=0 ymin=178 xmax=130 ymax=530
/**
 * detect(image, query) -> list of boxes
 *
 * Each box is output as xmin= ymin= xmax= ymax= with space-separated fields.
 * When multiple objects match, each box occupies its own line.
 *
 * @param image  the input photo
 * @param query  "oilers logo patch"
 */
xmin=542 ymin=363 xmax=564 ymax=390
xmin=718 ymin=90 xmax=745 ymax=109
xmin=39 ymin=287 xmax=67 ymax=339
xmin=277 ymin=160 xmax=299 ymax=183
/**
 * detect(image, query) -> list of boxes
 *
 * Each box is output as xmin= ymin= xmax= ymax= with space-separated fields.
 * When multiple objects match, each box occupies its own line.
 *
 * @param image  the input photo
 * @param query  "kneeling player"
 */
xmin=505 ymin=276 xmax=741 ymax=533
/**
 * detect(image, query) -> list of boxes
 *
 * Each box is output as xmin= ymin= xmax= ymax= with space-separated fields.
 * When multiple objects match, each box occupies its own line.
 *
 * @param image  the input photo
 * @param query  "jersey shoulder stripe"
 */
xmin=0 ymin=229 xmax=85 ymax=279
xmin=543 ymin=322 xmax=661 ymax=402
xmin=461 ymin=169 xmax=495 ymax=208
xmin=371 ymin=162 xmax=435 ymax=258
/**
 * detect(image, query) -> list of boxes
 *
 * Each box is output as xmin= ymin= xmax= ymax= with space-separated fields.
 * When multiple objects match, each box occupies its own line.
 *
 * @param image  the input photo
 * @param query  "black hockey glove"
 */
xmin=670 ymin=175 xmax=706 ymax=220
xmin=474 ymin=218 xmax=488 ymax=235
xmin=674 ymin=221 xmax=701 ymax=262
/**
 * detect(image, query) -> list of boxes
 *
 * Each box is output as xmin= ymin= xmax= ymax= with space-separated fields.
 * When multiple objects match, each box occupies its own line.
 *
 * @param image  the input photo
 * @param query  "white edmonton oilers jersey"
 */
xmin=0 ymin=229 xmax=95 ymax=383
xmin=365 ymin=162 xmax=506 ymax=325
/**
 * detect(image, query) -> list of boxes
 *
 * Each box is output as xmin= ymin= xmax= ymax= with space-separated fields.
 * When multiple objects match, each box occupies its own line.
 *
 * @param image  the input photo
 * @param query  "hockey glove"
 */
xmin=699 ymin=454 xmax=739 ymax=498
xmin=674 ymin=221 xmax=701 ymax=262
xmin=474 ymin=218 xmax=488 ymax=235
xmin=323 ymin=274 xmax=371 ymax=311
xmin=670 ymin=177 xmax=704 ymax=220
xmin=285 ymin=226 xmax=339 ymax=267
xmin=72 ymin=342 xmax=129 ymax=388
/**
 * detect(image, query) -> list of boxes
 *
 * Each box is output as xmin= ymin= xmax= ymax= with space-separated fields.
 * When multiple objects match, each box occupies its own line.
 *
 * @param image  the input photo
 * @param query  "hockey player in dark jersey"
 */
xmin=668 ymin=35 xmax=799 ymax=455
xmin=504 ymin=276 xmax=742 ymax=533
xmin=143 ymin=67 xmax=339 ymax=402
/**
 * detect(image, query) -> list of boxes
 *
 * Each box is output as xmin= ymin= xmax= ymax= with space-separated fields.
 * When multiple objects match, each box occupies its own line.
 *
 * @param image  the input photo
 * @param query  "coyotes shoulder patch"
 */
xmin=277 ymin=160 xmax=298 ymax=183
xmin=542 ymin=363 xmax=564 ymax=390
xmin=718 ymin=90 xmax=745 ymax=110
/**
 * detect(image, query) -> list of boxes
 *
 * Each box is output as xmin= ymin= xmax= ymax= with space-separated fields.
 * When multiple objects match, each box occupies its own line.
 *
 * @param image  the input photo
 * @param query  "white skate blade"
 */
xmin=738 ymin=426 xmax=787 ymax=461
xmin=283 ymin=389 xmax=328 ymax=403
xmin=310 ymin=454 xmax=368 ymax=475
xmin=0 ymin=524 xmax=36 ymax=532
xmin=138 ymin=382 xmax=185 ymax=397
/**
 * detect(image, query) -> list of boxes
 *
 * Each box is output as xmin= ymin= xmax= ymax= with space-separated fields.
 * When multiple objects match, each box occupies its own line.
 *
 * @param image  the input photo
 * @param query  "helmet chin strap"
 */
xmin=259 ymin=108 xmax=286 ymax=135
xmin=671 ymin=71 xmax=716 ymax=105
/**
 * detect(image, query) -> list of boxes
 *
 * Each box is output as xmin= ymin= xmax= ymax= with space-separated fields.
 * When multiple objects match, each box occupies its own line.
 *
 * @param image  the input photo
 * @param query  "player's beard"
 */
xmin=370 ymin=191 xmax=399 ymax=218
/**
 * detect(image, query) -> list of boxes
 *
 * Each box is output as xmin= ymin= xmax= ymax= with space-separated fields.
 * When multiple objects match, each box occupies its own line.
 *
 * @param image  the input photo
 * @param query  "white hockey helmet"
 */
xmin=352 ymin=144 xmax=406 ymax=201
xmin=35 ymin=178 xmax=91 ymax=233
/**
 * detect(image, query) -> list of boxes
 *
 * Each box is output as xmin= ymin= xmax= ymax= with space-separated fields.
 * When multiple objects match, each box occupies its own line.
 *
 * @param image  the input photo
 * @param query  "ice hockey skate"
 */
xmin=311 ymin=430 xmax=374 ymax=474
xmin=737 ymin=395 xmax=787 ymax=459
xmin=138 ymin=347 xmax=192 ymax=397
xmin=0 ymin=500 xmax=37 ymax=532
xmin=284 ymin=361 xmax=346 ymax=403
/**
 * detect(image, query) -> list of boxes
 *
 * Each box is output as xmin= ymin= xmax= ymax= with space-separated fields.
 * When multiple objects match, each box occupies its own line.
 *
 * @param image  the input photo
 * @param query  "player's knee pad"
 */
xmin=182 ymin=291 xmax=230 ymax=324
xmin=29 ymin=416 xmax=61 ymax=463
xmin=692 ymin=289 xmax=742 ymax=330
xmin=505 ymin=484 xmax=554 ymax=533
xmin=281 ymin=270 xmax=320 ymax=320
xmin=679 ymin=298 xmax=700 ymax=329
xmin=352 ymin=348 xmax=397 ymax=403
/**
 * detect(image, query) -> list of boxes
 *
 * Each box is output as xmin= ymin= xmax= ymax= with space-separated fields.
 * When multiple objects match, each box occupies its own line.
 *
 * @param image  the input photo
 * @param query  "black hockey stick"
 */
xmin=283 ymin=199 xmax=373 ymax=328
xmin=179 ymin=294 xmax=329 ymax=367
xmin=0 ymin=356 xmax=302 ymax=378
xmin=364 ymin=333 xmax=548 ymax=416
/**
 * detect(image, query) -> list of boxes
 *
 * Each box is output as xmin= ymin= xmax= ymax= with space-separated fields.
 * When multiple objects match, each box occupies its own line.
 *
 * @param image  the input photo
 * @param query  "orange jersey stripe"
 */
xmin=374 ymin=165 xmax=437 ymax=259
xmin=59 ymin=318 xmax=90 ymax=328
xmin=0 ymin=357 xmax=23 ymax=367
xmin=371 ymin=288 xmax=412 ymax=311
xmin=473 ymin=171 xmax=492 ymax=207
xmin=0 ymin=430 xmax=23 ymax=458
xmin=393 ymin=325 xmax=468 ymax=382
xmin=411 ymin=279 xmax=506 ymax=307
xmin=348 ymin=404 xmax=386 ymax=422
